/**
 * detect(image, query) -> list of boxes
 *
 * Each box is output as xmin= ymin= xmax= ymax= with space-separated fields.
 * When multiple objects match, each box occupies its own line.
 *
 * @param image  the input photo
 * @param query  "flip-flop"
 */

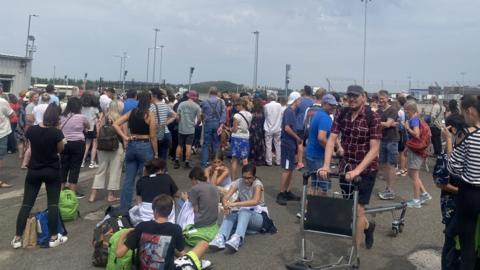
xmin=0 ymin=181 xmax=13 ymax=188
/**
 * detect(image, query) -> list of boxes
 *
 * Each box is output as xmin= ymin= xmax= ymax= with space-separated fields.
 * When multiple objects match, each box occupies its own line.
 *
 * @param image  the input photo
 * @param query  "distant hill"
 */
xmin=177 ymin=81 xmax=245 ymax=93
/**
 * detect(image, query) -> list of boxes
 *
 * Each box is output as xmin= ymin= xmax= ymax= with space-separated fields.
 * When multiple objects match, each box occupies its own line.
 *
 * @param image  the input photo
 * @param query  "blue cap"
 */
xmin=322 ymin=94 xmax=338 ymax=106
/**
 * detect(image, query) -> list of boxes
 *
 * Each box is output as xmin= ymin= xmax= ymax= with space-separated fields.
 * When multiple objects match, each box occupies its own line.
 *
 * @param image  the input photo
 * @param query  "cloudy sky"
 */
xmin=2 ymin=0 xmax=479 ymax=92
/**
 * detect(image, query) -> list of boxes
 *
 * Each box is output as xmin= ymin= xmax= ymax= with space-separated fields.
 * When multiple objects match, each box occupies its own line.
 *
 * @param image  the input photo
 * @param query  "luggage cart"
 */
xmin=365 ymin=202 xmax=407 ymax=237
xmin=286 ymin=170 xmax=361 ymax=270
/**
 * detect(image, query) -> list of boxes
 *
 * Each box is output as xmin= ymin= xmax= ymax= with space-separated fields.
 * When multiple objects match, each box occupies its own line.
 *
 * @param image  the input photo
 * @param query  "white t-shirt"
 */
xmin=264 ymin=101 xmax=283 ymax=134
xmin=81 ymin=107 xmax=99 ymax=132
xmin=232 ymin=110 xmax=252 ymax=139
xmin=33 ymin=103 xmax=49 ymax=125
xmin=0 ymin=98 xmax=13 ymax=138
xmin=99 ymin=94 xmax=112 ymax=112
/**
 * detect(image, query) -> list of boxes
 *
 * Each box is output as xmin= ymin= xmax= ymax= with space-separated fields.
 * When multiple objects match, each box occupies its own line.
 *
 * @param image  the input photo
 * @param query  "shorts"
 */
xmin=0 ymin=135 xmax=7 ymax=160
xmin=408 ymin=149 xmax=424 ymax=170
xmin=306 ymin=157 xmax=331 ymax=192
xmin=84 ymin=126 xmax=97 ymax=139
xmin=379 ymin=141 xmax=399 ymax=165
xmin=340 ymin=171 xmax=377 ymax=205
xmin=281 ymin=146 xmax=296 ymax=171
xmin=178 ymin=133 xmax=195 ymax=146
xmin=231 ymin=137 xmax=249 ymax=160
xmin=183 ymin=223 xmax=219 ymax=247
xmin=296 ymin=129 xmax=306 ymax=146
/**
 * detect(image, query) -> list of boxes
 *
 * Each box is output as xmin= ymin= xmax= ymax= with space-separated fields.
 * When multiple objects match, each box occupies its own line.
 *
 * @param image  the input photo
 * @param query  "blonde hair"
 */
xmin=404 ymin=101 xmax=418 ymax=113
xmin=108 ymin=100 xmax=123 ymax=122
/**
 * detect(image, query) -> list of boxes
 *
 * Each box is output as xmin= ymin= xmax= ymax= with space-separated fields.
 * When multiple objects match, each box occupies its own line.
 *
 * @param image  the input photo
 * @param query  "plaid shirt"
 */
xmin=331 ymin=106 xmax=382 ymax=173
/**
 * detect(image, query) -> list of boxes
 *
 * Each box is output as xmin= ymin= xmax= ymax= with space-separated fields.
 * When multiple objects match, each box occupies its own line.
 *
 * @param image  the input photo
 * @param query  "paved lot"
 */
xmin=0 ymin=153 xmax=443 ymax=270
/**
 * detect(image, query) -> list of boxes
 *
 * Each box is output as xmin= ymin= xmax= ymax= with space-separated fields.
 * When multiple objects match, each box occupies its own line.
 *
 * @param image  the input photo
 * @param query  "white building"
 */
xmin=0 ymin=54 xmax=32 ymax=95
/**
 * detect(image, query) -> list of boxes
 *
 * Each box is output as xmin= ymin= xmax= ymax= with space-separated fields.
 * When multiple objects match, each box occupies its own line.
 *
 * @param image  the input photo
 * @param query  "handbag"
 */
xmin=22 ymin=215 xmax=37 ymax=248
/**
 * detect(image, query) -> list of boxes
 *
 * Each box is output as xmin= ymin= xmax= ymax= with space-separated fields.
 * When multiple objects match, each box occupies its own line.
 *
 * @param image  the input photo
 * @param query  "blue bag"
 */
xmin=36 ymin=210 xmax=68 ymax=248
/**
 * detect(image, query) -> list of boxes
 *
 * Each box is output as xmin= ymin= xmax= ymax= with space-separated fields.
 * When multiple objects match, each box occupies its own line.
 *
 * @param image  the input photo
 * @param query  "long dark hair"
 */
xmin=43 ymin=104 xmax=61 ymax=127
xmin=62 ymin=97 xmax=82 ymax=116
xmin=81 ymin=92 xmax=99 ymax=108
xmin=134 ymin=91 xmax=152 ymax=117
xmin=460 ymin=95 xmax=480 ymax=113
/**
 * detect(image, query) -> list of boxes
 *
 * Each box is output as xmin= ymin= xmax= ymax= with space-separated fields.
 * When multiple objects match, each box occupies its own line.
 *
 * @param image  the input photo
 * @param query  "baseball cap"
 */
xmin=187 ymin=90 xmax=198 ymax=99
xmin=287 ymin=91 xmax=301 ymax=105
xmin=322 ymin=94 xmax=338 ymax=106
xmin=346 ymin=85 xmax=364 ymax=96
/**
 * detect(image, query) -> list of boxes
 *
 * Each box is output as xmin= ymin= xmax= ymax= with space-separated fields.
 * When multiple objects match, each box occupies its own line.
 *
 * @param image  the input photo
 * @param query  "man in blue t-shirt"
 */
xmin=277 ymin=91 xmax=303 ymax=205
xmin=305 ymin=94 xmax=337 ymax=195
xmin=294 ymin=85 xmax=314 ymax=170
xmin=123 ymin=89 xmax=138 ymax=114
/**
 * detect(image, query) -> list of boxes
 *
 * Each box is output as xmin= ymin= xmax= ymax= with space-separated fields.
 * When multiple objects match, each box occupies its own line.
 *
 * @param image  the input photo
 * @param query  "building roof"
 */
xmin=0 ymin=53 xmax=31 ymax=61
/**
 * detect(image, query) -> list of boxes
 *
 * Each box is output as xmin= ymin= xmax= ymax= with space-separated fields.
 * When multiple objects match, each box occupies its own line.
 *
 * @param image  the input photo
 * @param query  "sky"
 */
xmin=1 ymin=0 xmax=479 ymax=92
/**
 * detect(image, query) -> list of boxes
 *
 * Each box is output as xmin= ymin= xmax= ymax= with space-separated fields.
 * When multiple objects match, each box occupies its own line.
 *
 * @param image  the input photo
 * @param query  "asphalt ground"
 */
xmin=0 ymin=152 xmax=443 ymax=270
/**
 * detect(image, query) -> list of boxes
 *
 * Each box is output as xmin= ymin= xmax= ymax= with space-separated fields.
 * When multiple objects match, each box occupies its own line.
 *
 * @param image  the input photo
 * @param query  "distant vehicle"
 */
xmin=32 ymin=84 xmax=80 ymax=97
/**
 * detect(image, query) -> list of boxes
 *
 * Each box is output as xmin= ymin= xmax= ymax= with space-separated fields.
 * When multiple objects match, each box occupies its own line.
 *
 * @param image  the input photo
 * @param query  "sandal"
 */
xmin=0 ymin=181 xmax=13 ymax=188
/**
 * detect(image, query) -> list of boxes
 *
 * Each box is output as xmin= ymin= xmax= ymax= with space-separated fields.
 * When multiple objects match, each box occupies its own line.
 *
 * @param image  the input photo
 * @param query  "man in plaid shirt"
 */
xmin=319 ymin=85 xmax=382 ymax=250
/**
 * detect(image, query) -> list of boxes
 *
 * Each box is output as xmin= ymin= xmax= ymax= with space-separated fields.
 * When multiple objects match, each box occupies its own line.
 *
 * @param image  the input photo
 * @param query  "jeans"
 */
xmin=158 ymin=133 xmax=172 ymax=162
xmin=265 ymin=131 xmax=281 ymax=166
xmin=120 ymin=141 xmax=153 ymax=211
xmin=306 ymin=157 xmax=330 ymax=191
xmin=201 ymin=121 xmax=220 ymax=167
xmin=430 ymin=126 xmax=442 ymax=156
xmin=218 ymin=209 xmax=264 ymax=240
xmin=16 ymin=168 xmax=61 ymax=237
xmin=60 ymin=140 xmax=85 ymax=184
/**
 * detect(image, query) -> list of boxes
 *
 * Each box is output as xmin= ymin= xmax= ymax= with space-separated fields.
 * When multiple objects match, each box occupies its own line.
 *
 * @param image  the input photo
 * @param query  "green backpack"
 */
xmin=59 ymin=188 xmax=80 ymax=221
xmin=107 ymin=229 xmax=134 ymax=270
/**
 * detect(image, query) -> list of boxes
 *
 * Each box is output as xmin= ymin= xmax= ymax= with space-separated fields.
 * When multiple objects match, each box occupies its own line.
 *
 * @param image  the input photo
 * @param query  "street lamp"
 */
xmin=146 ymin=46 xmax=160 ymax=84
xmin=152 ymin=28 xmax=160 ymax=84
xmin=114 ymin=52 xmax=129 ymax=89
xmin=252 ymin=31 xmax=259 ymax=92
xmin=361 ymin=0 xmax=372 ymax=89
xmin=188 ymin=67 xmax=195 ymax=91
xmin=25 ymin=14 xmax=39 ymax=57
xmin=159 ymin=45 xmax=164 ymax=85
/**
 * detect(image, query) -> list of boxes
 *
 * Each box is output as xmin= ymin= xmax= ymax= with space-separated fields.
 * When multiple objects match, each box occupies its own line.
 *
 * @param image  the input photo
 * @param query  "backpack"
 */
xmin=106 ymin=229 xmax=134 ymax=270
xmin=92 ymin=210 xmax=132 ymax=267
xmin=97 ymin=117 xmax=119 ymax=151
xmin=406 ymin=119 xmax=432 ymax=158
xmin=303 ymin=105 xmax=323 ymax=140
xmin=59 ymin=188 xmax=80 ymax=221
xmin=36 ymin=210 xmax=67 ymax=248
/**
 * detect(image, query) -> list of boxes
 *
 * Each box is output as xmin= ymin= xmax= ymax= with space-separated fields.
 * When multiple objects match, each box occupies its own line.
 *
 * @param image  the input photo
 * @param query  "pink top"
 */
xmin=60 ymin=113 xmax=89 ymax=141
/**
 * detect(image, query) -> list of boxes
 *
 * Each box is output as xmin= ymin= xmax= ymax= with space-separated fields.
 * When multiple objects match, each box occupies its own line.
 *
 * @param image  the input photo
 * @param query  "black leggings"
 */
xmin=16 ymin=168 xmax=61 ymax=237
xmin=430 ymin=126 xmax=443 ymax=156
xmin=456 ymin=181 xmax=480 ymax=270
xmin=61 ymin=140 xmax=85 ymax=184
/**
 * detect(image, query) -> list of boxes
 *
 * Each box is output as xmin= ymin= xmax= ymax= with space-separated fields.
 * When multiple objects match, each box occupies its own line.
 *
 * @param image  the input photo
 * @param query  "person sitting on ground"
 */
xmin=210 ymin=163 xmax=273 ymax=253
xmin=117 ymin=194 xmax=212 ymax=270
xmin=181 ymin=166 xmax=220 ymax=248
xmin=129 ymin=159 xmax=179 ymax=226
xmin=204 ymin=151 xmax=232 ymax=195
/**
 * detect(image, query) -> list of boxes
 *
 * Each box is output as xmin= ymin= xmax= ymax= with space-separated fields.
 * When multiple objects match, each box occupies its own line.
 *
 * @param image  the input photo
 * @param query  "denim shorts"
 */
xmin=306 ymin=157 xmax=331 ymax=191
xmin=281 ymin=146 xmax=296 ymax=171
xmin=231 ymin=136 xmax=249 ymax=160
xmin=0 ymin=135 xmax=8 ymax=160
xmin=379 ymin=141 xmax=399 ymax=165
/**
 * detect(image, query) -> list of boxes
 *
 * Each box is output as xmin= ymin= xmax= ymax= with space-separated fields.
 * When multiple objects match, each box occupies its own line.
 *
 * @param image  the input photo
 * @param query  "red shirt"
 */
xmin=331 ymin=106 xmax=382 ymax=173
xmin=9 ymin=102 xmax=20 ymax=124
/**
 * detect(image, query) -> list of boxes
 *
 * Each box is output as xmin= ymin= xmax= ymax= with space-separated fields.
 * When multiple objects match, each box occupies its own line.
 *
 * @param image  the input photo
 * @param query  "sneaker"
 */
xmin=80 ymin=161 xmax=85 ymax=168
xmin=276 ymin=192 xmax=287 ymax=206
xmin=296 ymin=212 xmax=302 ymax=219
xmin=284 ymin=191 xmax=301 ymax=201
xmin=49 ymin=234 xmax=68 ymax=248
xmin=407 ymin=199 xmax=422 ymax=209
xmin=75 ymin=191 xmax=85 ymax=199
xmin=88 ymin=162 xmax=96 ymax=169
xmin=173 ymin=160 xmax=180 ymax=169
xmin=209 ymin=234 xmax=225 ymax=251
xmin=225 ymin=234 xmax=241 ymax=252
xmin=11 ymin=237 xmax=22 ymax=249
xmin=420 ymin=192 xmax=432 ymax=204
xmin=378 ymin=190 xmax=396 ymax=200
xmin=364 ymin=221 xmax=375 ymax=249
xmin=401 ymin=170 xmax=408 ymax=177
xmin=201 ymin=259 xmax=212 ymax=269
xmin=395 ymin=169 xmax=403 ymax=176
xmin=184 ymin=162 xmax=192 ymax=169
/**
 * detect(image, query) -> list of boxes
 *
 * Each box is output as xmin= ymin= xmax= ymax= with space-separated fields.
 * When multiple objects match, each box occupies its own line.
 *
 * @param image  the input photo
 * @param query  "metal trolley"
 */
xmin=286 ymin=171 xmax=361 ymax=270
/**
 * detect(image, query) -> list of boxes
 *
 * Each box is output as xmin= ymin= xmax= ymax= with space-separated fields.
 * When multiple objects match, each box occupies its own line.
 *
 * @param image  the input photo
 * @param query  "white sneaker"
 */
xmin=88 ymin=162 xmax=97 ymax=169
xmin=225 ymin=234 xmax=241 ymax=252
xmin=407 ymin=199 xmax=422 ymax=209
xmin=11 ymin=237 xmax=22 ymax=249
xmin=209 ymin=234 xmax=225 ymax=251
xmin=49 ymin=234 xmax=68 ymax=248
xmin=80 ymin=161 xmax=85 ymax=168
xmin=420 ymin=192 xmax=432 ymax=204
xmin=201 ymin=259 xmax=212 ymax=269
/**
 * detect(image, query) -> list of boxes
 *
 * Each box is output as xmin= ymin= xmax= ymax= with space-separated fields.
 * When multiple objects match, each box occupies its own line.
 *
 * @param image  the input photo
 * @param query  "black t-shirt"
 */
xmin=136 ymin=174 xmax=179 ymax=203
xmin=25 ymin=125 xmax=64 ymax=170
xmin=125 ymin=221 xmax=185 ymax=270
xmin=379 ymin=106 xmax=399 ymax=142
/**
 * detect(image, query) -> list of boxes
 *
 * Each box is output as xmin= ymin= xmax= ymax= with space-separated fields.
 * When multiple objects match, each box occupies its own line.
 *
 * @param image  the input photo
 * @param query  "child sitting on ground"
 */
xmin=204 ymin=151 xmax=232 ymax=195
xmin=129 ymin=159 xmax=179 ymax=226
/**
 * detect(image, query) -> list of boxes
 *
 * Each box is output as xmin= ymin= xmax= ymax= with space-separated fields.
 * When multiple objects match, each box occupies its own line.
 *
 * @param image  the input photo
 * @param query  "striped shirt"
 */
xmin=448 ymin=129 xmax=480 ymax=185
xmin=149 ymin=102 xmax=174 ymax=134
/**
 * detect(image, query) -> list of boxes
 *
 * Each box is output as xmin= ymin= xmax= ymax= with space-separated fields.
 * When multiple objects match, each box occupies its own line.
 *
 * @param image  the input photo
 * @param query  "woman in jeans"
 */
xmin=60 ymin=97 xmax=90 ymax=198
xmin=113 ymin=92 xmax=158 ymax=211
xmin=88 ymin=100 xmax=125 ymax=202
xmin=447 ymin=95 xmax=480 ymax=270
xmin=209 ymin=164 xmax=266 ymax=253
xmin=12 ymin=104 xmax=67 ymax=249
xmin=149 ymin=88 xmax=176 ymax=163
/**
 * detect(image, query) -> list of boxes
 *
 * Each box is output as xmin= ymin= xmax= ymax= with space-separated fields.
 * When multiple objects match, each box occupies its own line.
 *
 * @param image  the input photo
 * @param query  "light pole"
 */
xmin=159 ymin=45 xmax=164 ymax=85
xmin=146 ymin=47 xmax=160 ymax=84
xmin=114 ymin=52 xmax=128 ymax=88
xmin=361 ymin=0 xmax=371 ymax=89
xmin=460 ymin=71 xmax=466 ymax=96
xmin=252 ymin=31 xmax=259 ymax=92
xmin=188 ymin=67 xmax=195 ymax=91
xmin=152 ymin=28 xmax=160 ymax=84
xmin=285 ymin=64 xmax=291 ymax=97
xmin=25 ymin=14 xmax=39 ymax=57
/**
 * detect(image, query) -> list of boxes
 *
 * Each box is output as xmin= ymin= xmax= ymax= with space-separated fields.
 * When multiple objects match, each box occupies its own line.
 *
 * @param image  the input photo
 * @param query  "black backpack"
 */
xmin=97 ymin=117 xmax=119 ymax=151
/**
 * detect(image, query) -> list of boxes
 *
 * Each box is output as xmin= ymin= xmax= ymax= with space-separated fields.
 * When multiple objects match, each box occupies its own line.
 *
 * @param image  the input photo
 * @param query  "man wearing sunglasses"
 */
xmin=319 ymin=85 xmax=382 ymax=249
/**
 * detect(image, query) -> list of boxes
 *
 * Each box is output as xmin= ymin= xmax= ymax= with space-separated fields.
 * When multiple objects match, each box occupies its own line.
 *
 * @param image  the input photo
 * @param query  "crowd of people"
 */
xmin=0 ymin=81 xmax=479 ymax=269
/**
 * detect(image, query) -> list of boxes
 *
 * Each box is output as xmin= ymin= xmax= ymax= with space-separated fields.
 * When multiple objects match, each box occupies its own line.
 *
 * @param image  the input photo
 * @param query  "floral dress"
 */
xmin=249 ymin=111 xmax=266 ymax=166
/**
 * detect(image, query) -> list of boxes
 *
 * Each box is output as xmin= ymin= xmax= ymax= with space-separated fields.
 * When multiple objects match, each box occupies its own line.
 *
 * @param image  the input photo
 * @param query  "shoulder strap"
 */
xmin=153 ymin=103 xmax=161 ymax=124
xmin=60 ymin=114 xmax=75 ymax=130
xmin=207 ymin=100 xmax=220 ymax=119
xmin=238 ymin=112 xmax=250 ymax=128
